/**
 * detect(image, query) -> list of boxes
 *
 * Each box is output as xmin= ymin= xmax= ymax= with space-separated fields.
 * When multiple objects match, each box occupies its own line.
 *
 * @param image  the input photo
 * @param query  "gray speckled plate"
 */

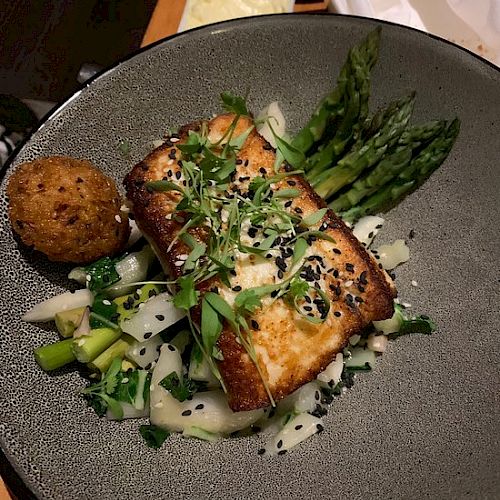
xmin=1 ymin=14 xmax=499 ymax=500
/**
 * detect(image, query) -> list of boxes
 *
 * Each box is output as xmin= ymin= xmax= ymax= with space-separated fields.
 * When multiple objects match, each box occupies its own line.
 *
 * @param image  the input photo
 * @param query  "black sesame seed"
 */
xmin=359 ymin=271 xmax=368 ymax=284
xmin=123 ymin=302 xmax=132 ymax=310
xmin=379 ymin=263 xmax=383 ymax=269
xmin=259 ymin=167 xmax=267 ymax=174
xmin=144 ymin=363 xmax=152 ymax=370
xmin=304 ymin=295 xmax=311 ymax=303
xmin=295 ymin=424 xmax=303 ymax=431
xmin=409 ymin=229 xmax=415 ymax=239
xmin=316 ymin=424 xmax=324 ymax=433
xmin=263 ymin=144 xmax=273 ymax=151
xmin=294 ymin=207 xmax=303 ymax=214
xmin=144 ymin=332 xmax=153 ymax=339
xmin=232 ymin=285 xmax=242 ymax=292
xmin=304 ymin=306 xmax=313 ymax=312
xmin=148 ymin=289 xmax=157 ymax=298
xmin=244 ymin=159 xmax=249 ymax=166
xmin=277 ymin=270 xmax=284 ymax=279
xmin=155 ymin=314 xmax=165 ymax=321
xmin=357 ymin=285 xmax=365 ymax=293
xmin=168 ymin=344 xmax=176 ymax=352
xmin=258 ymin=448 xmax=266 ymax=455
xmin=248 ymin=227 xmax=258 ymax=238
xmin=287 ymin=180 xmax=296 ymax=186
xmin=139 ymin=348 xmax=146 ymax=356
xmin=284 ymin=200 xmax=293 ymax=208
xmin=332 ymin=248 xmax=342 ymax=255
xmin=238 ymin=176 xmax=250 ymax=182
xmin=270 ymin=290 xmax=279 ymax=298
xmin=345 ymin=263 xmax=354 ymax=272
xmin=278 ymin=450 xmax=287 ymax=456
xmin=195 ymin=404 xmax=204 ymax=410
xmin=236 ymin=159 xmax=243 ymax=165
xmin=333 ymin=269 xmax=339 ymax=278
xmin=175 ymin=170 xmax=181 ymax=179
xmin=315 ymin=391 xmax=320 ymax=401
xmin=181 ymin=410 xmax=192 ymax=416
xmin=368 ymin=231 xmax=374 ymax=239
xmin=334 ymin=311 xmax=341 ymax=317
xmin=167 ymin=170 xmax=173 ymax=177
xmin=277 ymin=439 xmax=283 ymax=449
xmin=251 ymin=320 xmax=260 ymax=330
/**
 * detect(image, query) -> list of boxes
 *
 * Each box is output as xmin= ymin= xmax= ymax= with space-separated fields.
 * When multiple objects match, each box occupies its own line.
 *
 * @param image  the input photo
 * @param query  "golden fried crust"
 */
xmin=7 ymin=156 xmax=130 ymax=263
xmin=124 ymin=113 xmax=396 ymax=411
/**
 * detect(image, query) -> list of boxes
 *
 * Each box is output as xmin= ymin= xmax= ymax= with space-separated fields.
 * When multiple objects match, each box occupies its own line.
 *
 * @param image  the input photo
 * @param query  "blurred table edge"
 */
xmin=141 ymin=0 xmax=329 ymax=47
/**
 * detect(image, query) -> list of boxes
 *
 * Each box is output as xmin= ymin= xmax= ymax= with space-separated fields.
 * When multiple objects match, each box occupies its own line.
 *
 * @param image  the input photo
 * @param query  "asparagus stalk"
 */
xmin=312 ymin=93 xmax=416 ymax=199
xmin=329 ymin=145 xmax=412 ymax=212
xmin=340 ymin=118 xmax=460 ymax=222
xmin=292 ymin=27 xmax=381 ymax=159
xmin=329 ymin=119 xmax=445 ymax=212
xmin=34 ymin=339 xmax=76 ymax=371
xmin=87 ymin=334 xmax=135 ymax=373
xmin=72 ymin=327 xmax=122 ymax=363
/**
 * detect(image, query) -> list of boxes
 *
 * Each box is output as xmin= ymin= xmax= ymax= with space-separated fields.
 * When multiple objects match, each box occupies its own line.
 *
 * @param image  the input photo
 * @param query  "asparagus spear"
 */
xmin=329 ymin=120 xmax=446 ymax=212
xmin=292 ymin=27 xmax=381 ymax=158
xmin=34 ymin=339 xmax=76 ymax=371
xmin=72 ymin=327 xmax=122 ymax=363
xmin=87 ymin=335 xmax=135 ymax=373
xmin=312 ymin=93 xmax=416 ymax=199
xmin=340 ymin=118 xmax=460 ymax=222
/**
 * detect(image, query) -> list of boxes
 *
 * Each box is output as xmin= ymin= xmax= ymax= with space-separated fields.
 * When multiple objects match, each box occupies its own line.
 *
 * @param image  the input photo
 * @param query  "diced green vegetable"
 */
xmin=34 ymin=338 xmax=76 ymax=371
xmin=54 ymin=306 xmax=86 ymax=338
xmin=72 ymin=327 xmax=122 ymax=363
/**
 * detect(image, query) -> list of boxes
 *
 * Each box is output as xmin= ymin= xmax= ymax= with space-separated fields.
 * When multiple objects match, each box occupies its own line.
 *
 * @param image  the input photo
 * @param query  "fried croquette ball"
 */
xmin=7 ymin=156 xmax=130 ymax=263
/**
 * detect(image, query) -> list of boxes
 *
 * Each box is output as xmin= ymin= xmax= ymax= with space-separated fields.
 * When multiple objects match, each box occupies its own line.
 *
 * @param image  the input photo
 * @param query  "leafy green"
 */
xmin=173 ymin=276 xmax=198 ymax=310
xmin=90 ymin=293 xmax=118 ymax=329
xmin=204 ymin=292 xmax=237 ymax=324
xmin=220 ymin=91 xmax=249 ymax=116
xmin=159 ymin=371 xmax=199 ymax=402
xmin=81 ymin=357 xmax=124 ymax=419
xmin=84 ymin=256 xmax=120 ymax=293
xmin=180 ymin=233 xmax=207 ymax=272
xmin=201 ymin=297 xmax=223 ymax=358
xmin=145 ymin=180 xmax=185 ymax=194
xmin=300 ymin=208 xmax=328 ymax=227
xmin=139 ymin=425 xmax=170 ymax=449
xmin=291 ymin=237 xmax=308 ymax=267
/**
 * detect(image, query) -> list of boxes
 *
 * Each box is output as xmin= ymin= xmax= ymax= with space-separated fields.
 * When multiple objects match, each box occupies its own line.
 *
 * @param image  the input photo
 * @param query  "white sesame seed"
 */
xmin=167 ymin=159 xmax=174 ymax=165
xmin=86 ymin=274 xmax=91 ymax=282
xmin=344 ymin=280 xmax=354 ymax=287
xmin=166 ymin=213 xmax=172 ymax=220
xmin=138 ymin=303 xmax=145 ymax=309
xmin=150 ymin=384 xmax=155 ymax=392
xmin=170 ymin=137 xmax=180 ymax=143
xmin=154 ymin=402 xmax=164 ymax=408
xmin=102 ymin=299 xmax=111 ymax=306
xmin=411 ymin=280 xmax=418 ymax=287
xmin=136 ymin=288 xmax=142 ymax=295
xmin=121 ymin=378 xmax=129 ymax=384
xmin=402 ymin=302 xmax=412 ymax=309
xmin=174 ymin=260 xmax=184 ymax=267
xmin=120 ymin=204 xmax=130 ymax=213
xmin=178 ymin=254 xmax=188 ymax=261
xmin=114 ymin=214 xmax=122 ymax=223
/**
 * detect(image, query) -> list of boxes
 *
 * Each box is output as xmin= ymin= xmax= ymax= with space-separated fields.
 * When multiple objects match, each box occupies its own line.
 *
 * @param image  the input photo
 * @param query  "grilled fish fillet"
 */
xmin=124 ymin=114 xmax=396 ymax=411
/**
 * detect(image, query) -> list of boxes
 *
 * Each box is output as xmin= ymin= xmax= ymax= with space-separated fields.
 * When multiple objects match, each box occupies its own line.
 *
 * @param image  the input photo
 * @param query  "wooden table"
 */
xmin=0 ymin=2 xmax=329 ymax=498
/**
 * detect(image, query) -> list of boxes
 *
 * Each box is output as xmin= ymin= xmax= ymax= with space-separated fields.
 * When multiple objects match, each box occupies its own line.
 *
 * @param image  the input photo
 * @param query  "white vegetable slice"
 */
xmin=317 ymin=353 xmax=343 ymax=388
xmin=264 ymin=413 xmax=324 ymax=455
xmin=373 ymin=306 xmax=403 ymax=334
xmin=22 ymin=288 xmax=93 ymax=322
xmin=279 ymin=381 xmax=322 ymax=415
xmin=374 ymin=239 xmax=410 ymax=270
xmin=127 ymin=334 xmax=164 ymax=369
xmin=105 ymin=245 xmax=156 ymax=298
xmin=106 ymin=403 xmax=149 ymax=420
xmin=150 ymin=344 xmax=263 ymax=433
xmin=344 ymin=346 xmax=376 ymax=369
xmin=120 ymin=291 xmax=185 ymax=342
xmin=352 ymin=215 xmax=384 ymax=247
xmin=256 ymin=101 xmax=286 ymax=148
xmin=126 ymin=219 xmax=143 ymax=248
xmin=367 ymin=333 xmax=389 ymax=353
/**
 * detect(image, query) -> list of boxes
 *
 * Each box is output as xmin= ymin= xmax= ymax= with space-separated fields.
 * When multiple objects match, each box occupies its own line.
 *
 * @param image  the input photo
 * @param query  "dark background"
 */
xmin=0 ymin=0 xmax=157 ymax=103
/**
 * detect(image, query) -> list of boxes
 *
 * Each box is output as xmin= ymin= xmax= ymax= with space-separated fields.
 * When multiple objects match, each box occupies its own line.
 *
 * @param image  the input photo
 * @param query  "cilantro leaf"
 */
xmin=84 ymin=256 xmax=120 ymax=292
xmin=288 ymin=277 xmax=309 ymax=301
xmin=139 ymin=425 xmax=170 ymax=449
xmin=234 ymin=289 xmax=262 ymax=315
xmin=159 ymin=371 xmax=199 ymax=402
xmin=220 ymin=91 xmax=248 ymax=116
xmin=173 ymin=276 xmax=198 ymax=311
